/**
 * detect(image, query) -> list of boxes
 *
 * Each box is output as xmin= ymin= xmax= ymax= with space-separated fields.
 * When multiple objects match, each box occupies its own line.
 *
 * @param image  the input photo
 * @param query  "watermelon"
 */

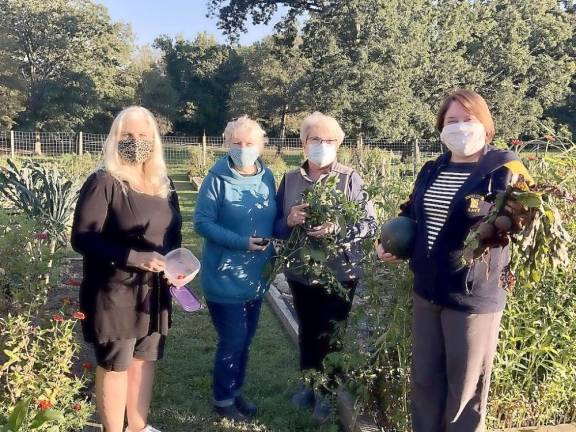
xmin=380 ymin=216 xmax=417 ymax=259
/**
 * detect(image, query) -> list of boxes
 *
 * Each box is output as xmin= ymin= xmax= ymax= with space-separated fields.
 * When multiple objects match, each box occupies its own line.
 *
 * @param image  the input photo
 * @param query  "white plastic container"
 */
xmin=164 ymin=247 xmax=201 ymax=288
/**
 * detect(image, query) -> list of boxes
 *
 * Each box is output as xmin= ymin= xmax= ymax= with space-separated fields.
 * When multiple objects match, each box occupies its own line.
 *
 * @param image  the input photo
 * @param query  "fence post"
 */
xmin=202 ymin=131 xmax=207 ymax=169
xmin=356 ymin=133 xmax=364 ymax=150
xmin=10 ymin=130 xmax=14 ymax=158
xmin=78 ymin=131 xmax=84 ymax=155
xmin=413 ymin=138 xmax=420 ymax=177
xmin=34 ymin=132 xmax=42 ymax=155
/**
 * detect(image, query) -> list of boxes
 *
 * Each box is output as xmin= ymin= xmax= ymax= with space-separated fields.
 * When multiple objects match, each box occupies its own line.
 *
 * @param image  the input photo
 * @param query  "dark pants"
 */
xmin=411 ymin=293 xmax=503 ymax=432
xmin=289 ymin=280 xmax=357 ymax=372
xmin=207 ymin=298 xmax=262 ymax=406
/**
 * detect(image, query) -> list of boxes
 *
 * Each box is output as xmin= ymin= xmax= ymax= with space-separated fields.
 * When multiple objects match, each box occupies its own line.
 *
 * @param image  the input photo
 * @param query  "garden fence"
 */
xmin=0 ymin=130 xmax=443 ymax=163
xmin=0 ymin=130 xmax=562 ymax=169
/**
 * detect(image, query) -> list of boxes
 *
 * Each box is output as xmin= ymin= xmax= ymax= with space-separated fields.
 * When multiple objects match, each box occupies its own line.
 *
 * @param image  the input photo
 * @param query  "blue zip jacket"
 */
xmin=401 ymin=147 xmax=530 ymax=313
xmin=194 ymin=156 xmax=277 ymax=304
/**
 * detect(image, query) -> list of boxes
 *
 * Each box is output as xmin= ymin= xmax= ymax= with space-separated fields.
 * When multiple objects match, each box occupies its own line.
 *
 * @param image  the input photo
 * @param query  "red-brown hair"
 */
xmin=436 ymin=89 xmax=495 ymax=143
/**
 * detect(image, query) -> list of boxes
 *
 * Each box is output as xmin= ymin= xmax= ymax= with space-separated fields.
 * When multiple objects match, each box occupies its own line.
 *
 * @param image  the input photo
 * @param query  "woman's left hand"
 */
xmin=307 ymin=222 xmax=338 ymax=238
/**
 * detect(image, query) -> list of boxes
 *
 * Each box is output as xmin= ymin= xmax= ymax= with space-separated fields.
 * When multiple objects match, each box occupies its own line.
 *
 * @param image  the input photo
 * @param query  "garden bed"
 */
xmin=266 ymin=276 xmax=576 ymax=432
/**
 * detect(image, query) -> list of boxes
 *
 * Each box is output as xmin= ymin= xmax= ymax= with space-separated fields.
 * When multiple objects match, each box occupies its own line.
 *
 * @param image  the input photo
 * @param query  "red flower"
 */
xmin=52 ymin=314 xmax=64 ymax=322
xmin=82 ymin=361 xmax=94 ymax=371
xmin=37 ymin=400 xmax=53 ymax=410
xmin=511 ymin=139 xmax=523 ymax=147
xmin=66 ymin=277 xmax=81 ymax=287
xmin=72 ymin=403 xmax=81 ymax=411
xmin=527 ymin=155 xmax=537 ymax=161
xmin=34 ymin=232 xmax=48 ymax=241
xmin=73 ymin=311 xmax=85 ymax=320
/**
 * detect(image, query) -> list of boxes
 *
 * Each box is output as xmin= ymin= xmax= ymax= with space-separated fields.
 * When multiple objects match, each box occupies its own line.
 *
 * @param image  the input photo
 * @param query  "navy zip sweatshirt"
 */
xmin=400 ymin=146 xmax=530 ymax=313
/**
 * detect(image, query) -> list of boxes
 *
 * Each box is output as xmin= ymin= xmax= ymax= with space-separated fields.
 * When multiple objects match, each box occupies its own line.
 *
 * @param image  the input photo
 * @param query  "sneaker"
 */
xmin=214 ymin=404 xmax=247 ymax=421
xmin=235 ymin=394 xmax=257 ymax=418
xmin=312 ymin=393 xmax=332 ymax=424
xmin=291 ymin=385 xmax=315 ymax=409
xmin=125 ymin=426 xmax=162 ymax=432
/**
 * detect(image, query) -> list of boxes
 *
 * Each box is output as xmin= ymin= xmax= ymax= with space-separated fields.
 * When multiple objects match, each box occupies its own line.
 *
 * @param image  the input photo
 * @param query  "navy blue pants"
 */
xmin=207 ymin=298 xmax=262 ymax=406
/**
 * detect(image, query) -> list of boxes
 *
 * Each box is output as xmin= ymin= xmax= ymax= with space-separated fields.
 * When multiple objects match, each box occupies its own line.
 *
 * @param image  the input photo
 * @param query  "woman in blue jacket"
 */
xmin=194 ymin=116 xmax=276 ymax=421
xmin=377 ymin=90 xmax=532 ymax=432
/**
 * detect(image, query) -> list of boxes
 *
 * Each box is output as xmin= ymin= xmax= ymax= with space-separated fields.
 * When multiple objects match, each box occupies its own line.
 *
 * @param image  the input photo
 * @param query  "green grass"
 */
xmin=148 ymin=166 xmax=341 ymax=432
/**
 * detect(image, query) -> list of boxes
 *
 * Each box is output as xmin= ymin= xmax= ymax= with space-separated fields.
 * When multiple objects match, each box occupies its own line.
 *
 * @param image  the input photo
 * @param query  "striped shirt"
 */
xmin=423 ymin=163 xmax=474 ymax=250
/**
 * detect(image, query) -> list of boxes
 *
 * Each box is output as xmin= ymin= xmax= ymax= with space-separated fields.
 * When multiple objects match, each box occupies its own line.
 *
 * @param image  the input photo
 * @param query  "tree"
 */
xmin=154 ymin=33 xmax=241 ymax=134
xmin=0 ymin=0 xmax=137 ymax=131
xmin=229 ymin=37 xmax=308 ymax=138
xmin=209 ymin=0 xmax=575 ymax=140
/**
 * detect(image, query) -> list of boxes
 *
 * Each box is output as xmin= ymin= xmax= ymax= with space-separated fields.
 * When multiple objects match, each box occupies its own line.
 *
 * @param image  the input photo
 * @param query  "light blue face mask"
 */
xmin=229 ymin=146 xmax=260 ymax=168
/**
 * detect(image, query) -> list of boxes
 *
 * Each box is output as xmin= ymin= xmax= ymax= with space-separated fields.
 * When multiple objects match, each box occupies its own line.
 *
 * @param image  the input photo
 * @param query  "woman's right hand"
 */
xmin=376 ymin=244 xmax=400 ymax=263
xmin=128 ymin=250 xmax=166 ymax=272
xmin=248 ymin=237 xmax=270 ymax=252
xmin=287 ymin=203 xmax=309 ymax=227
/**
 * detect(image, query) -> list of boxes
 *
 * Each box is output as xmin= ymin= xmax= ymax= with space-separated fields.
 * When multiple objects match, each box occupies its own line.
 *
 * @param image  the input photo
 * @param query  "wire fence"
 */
xmin=0 ymin=131 xmax=445 ymax=164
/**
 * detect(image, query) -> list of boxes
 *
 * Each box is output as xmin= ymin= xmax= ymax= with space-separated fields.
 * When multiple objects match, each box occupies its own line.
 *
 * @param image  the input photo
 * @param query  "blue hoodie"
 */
xmin=194 ymin=156 xmax=276 ymax=304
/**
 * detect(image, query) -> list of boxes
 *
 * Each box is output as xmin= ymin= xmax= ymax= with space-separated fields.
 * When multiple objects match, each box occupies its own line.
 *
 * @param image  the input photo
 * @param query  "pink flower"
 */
xmin=511 ymin=139 xmax=523 ymax=147
xmin=66 ymin=277 xmax=81 ymax=287
xmin=52 ymin=314 xmax=64 ymax=322
xmin=34 ymin=232 xmax=48 ymax=241
xmin=73 ymin=311 xmax=85 ymax=320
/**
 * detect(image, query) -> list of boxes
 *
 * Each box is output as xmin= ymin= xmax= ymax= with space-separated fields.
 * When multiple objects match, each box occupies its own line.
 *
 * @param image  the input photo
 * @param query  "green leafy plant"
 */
xmin=266 ymin=175 xmax=375 ymax=296
xmin=0 ymin=159 xmax=79 ymax=248
xmin=0 ymin=212 xmax=58 ymax=310
xmin=0 ymin=398 xmax=63 ymax=432
xmin=0 ymin=309 xmax=93 ymax=432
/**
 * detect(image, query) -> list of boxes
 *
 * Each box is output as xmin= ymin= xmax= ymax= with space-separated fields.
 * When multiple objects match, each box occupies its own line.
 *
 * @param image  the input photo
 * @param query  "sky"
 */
xmin=95 ymin=0 xmax=285 ymax=46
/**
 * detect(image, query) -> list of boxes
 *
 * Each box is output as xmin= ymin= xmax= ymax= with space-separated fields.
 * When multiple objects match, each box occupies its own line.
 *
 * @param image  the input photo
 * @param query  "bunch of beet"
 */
xmin=462 ymin=177 xmax=571 ymax=288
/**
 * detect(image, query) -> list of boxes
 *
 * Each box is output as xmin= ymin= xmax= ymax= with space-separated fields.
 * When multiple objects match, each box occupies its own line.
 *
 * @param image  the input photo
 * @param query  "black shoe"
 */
xmin=291 ymin=385 xmax=315 ymax=409
xmin=214 ymin=404 xmax=247 ymax=421
xmin=235 ymin=394 xmax=257 ymax=418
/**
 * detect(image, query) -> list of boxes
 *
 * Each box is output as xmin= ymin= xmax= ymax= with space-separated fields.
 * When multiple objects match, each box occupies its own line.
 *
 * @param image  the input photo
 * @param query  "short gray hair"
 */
xmin=223 ymin=115 xmax=267 ymax=146
xmin=299 ymin=112 xmax=345 ymax=145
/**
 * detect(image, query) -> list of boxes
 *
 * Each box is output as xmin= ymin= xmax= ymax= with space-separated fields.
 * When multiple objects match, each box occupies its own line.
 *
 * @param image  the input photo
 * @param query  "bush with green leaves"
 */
xmin=188 ymin=147 xmax=214 ymax=179
xmin=0 ymin=310 xmax=92 ymax=432
xmin=0 ymin=158 xmax=79 ymax=249
xmin=0 ymin=212 xmax=58 ymax=310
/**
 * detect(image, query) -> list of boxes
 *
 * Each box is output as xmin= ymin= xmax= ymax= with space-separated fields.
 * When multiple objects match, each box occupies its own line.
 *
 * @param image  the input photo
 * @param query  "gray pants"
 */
xmin=411 ymin=293 xmax=503 ymax=432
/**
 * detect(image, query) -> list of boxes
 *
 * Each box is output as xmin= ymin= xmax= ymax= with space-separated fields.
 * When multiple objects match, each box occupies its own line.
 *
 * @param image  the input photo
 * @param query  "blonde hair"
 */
xmin=102 ymin=106 xmax=170 ymax=198
xmin=436 ymin=89 xmax=496 ymax=143
xmin=300 ymin=112 xmax=345 ymax=145
xmin=223 ymin=115 xmax=267 ymax=147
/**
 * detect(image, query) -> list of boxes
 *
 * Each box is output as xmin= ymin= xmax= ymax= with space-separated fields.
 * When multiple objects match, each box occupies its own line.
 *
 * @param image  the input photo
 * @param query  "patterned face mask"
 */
xmin=117 ymin=137 xmax=153 ymax=164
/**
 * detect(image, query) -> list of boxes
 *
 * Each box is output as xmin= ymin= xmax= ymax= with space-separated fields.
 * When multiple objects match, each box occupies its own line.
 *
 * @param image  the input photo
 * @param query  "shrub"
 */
xmin=0 ymin=309 xmax=93 ymax=432
xmin=0 ymin=212 xmax=58 ymax=310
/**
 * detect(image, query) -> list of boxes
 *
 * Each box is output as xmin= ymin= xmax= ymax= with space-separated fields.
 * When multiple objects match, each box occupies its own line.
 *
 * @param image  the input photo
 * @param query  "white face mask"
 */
xmin=440 ymin=122 xmax=486 ymax=157
xmin=306 ymin=143 xmax=337 ymax=167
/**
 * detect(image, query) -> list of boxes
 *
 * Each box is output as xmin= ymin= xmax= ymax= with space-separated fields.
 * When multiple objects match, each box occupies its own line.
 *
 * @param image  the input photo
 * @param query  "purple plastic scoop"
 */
xmin=170 ymin=285 xmax=203 ymax=312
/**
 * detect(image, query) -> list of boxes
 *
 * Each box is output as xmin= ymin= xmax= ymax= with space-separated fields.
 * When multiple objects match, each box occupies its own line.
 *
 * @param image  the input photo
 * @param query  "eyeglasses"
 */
xmin=307 ymin=137 xmax=339 ymax=145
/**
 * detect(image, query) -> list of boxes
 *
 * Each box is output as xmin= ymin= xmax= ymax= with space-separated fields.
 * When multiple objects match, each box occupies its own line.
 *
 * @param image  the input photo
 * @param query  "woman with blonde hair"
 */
xmin=71 ymin=106 xmax=182 ymax=432
xmin=195 ymin=115 xmax=276 ymax=421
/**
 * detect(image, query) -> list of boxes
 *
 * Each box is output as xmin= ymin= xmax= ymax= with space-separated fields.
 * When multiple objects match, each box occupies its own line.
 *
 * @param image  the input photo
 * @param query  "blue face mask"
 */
xmin=229 ymin=146 xmax=260 ymax=168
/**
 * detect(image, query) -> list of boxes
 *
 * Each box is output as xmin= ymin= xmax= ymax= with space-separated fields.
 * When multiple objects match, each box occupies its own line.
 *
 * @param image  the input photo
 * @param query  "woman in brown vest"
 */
xmin=274 ymin=112 xmax=377 ymax=423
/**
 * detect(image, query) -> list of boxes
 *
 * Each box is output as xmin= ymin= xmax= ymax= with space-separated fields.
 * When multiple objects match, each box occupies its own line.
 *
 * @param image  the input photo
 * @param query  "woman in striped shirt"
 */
xmin=377 ymin=89 xmax=532 ymax=432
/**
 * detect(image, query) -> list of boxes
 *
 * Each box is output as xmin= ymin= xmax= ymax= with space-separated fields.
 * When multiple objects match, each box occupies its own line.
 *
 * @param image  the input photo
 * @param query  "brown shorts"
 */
xmin=93 ymin=332 xmax=166 ymax=372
